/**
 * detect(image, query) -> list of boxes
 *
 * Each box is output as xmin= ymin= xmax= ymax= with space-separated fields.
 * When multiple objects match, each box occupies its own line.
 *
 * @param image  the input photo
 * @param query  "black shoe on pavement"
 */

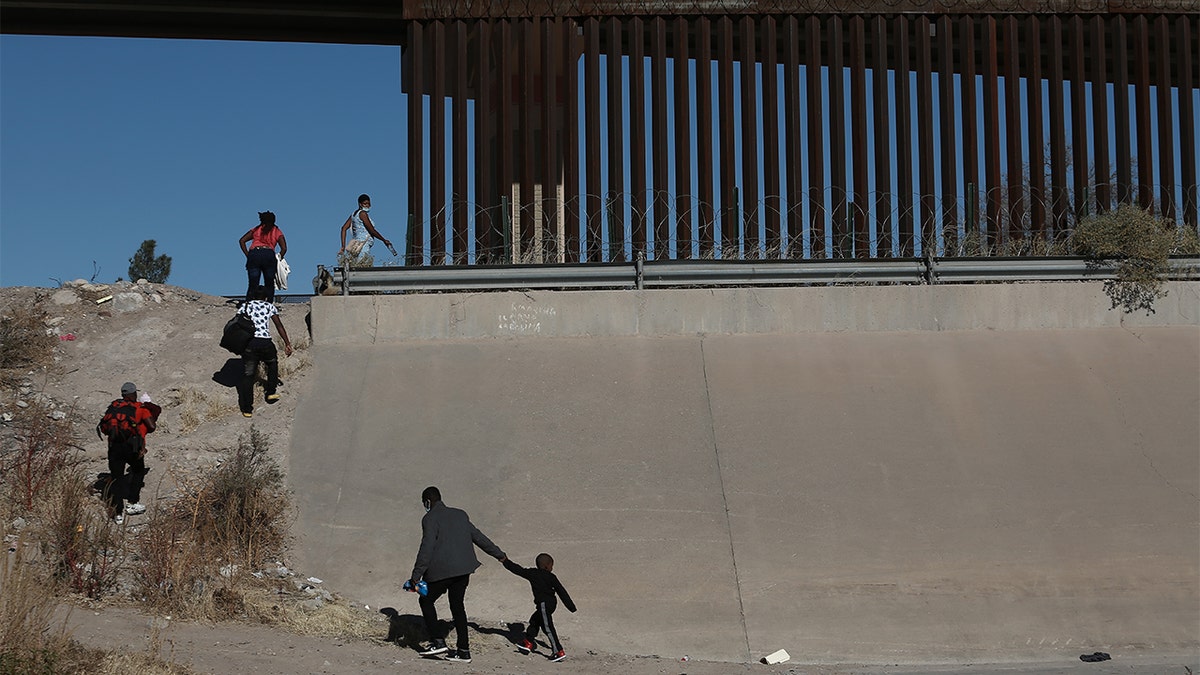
xmin=445 ymin=650 xmax=472 ymax=663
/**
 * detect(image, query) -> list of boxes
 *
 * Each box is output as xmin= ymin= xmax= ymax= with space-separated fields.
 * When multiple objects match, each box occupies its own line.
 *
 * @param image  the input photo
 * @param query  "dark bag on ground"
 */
xmin=220 ymin=313 xmax=256 ymax=354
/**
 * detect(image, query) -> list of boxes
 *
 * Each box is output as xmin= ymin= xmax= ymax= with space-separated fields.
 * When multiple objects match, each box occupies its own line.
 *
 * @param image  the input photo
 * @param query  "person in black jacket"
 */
xmin=407 ymin=486 xmax=506 ymax=664
xmin=502 ymin=552 xmax=577 ymax=662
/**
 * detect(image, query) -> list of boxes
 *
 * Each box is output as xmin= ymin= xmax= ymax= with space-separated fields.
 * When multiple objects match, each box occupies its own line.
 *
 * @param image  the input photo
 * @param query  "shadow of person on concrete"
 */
xmin=212 ymin=358 xmax=243 ymax=388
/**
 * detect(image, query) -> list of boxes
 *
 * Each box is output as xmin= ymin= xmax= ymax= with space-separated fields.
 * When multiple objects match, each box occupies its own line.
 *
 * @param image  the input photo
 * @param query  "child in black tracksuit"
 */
xmin=502 ymin=553 xmax=577 ymax=662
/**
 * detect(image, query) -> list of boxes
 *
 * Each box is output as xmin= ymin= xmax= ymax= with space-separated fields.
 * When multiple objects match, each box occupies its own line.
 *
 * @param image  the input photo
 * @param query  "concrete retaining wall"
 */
xmin=311 ymin=281 xmax=1200 ymax=344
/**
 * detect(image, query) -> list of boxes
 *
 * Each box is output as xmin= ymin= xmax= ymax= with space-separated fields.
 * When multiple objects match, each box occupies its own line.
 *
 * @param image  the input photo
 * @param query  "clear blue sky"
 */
xmin=2 ymin=36 xmax=409 ymax=296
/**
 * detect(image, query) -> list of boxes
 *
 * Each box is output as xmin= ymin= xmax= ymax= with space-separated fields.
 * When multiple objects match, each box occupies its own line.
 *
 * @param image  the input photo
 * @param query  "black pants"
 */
xmin=526 ymin=601 xmax=563 ymax=652
xmin=237 ymin=337 xmax=278 ymax=414
xmin=419 ymin=574 xmax=471 ymax=651
xmin=245 ymin=248 xmax=277 ymax=302
xmin=104 ymin=436 xmax=145 ymax=516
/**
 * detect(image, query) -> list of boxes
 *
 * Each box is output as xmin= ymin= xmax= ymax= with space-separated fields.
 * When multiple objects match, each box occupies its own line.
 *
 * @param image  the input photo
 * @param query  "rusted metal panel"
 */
xmin=452 ymin=19 xmax=469 ymax=262
xmin=740 ymin=16 xmax=761 ymax=256
xmin=475 ymin=20 xmax=495 ymax=261
xmin=1047 ymin=16 xmax=1068 ymax=231
xmin=1179 ymin=15 xmax=1198 ymax=227
xmin=850 ymin=15 xmax=870 ymax=258
xmin=1026 ymin=15 xmax=1045 ymax=236
xmin=981 ymin=16 xmax=1002 ymax=245
xmin=937 ymin=16 xmax=958 ymax=249
xmin=1004 ymin=16 xmax=1024 ymax=240
xmin=520 ymin=18 xmax=537 ymax=253
xmin=651 ymin=17 xmax=669 ymax=258
xmin=498 ymin=19 xmax=516 ymax=258
xmin=959 ymin=15 xmax=979 ymax=240
xmin=1112 ymin=16 xmax=1133 ymax=205
xmin=916 ymin=15 xmax=936 ymax=251
xmin=893 ymin=15 xmax=913 ymax=256
xmin=872 ymin=16 xmax=892 ymax=256
xmin=1090 ymin=16 xmax=1111 ymax=213
xmin=1070 ymin=15 xmax=1089 ymax=221
xmin=395 ymin=11 xmax=1193 ymax=269
xmin=696 ymin=16 xmax=715 ymax=257
xmin=542 ymin=17 xmax=561 ymax=260
xmin=1154 ymin=15 xmax=1176 ymax=221
xmin=674 ymin=16 xmax=693 ymax=258
xmin=563 ymin=18 xmax=581 ymax=262
xmin=761 ymin=16 xmax=781 ymax=254
xmin=785 ymin=15 xmax=804 ymax=257
xmin=585 ymin=17 xmax=602 ymax=261
xmin=406 ymin=20 xmax=425 ymax=264
xmin=828 ymin=16 xmax=848 ymax=257
xmin=807 ymin=15 xmax=826 ymax=258
xmin=629 ymin=16 xmax=648 ymax=258
xmin=607 ymin=16 xmax=626 ymax=260
xmin=1133 ymin=15 xmax=1154 ymax=211
xmin=430 ymin=19 xmax=446 ymax=263
xmin=718 ymin=16 xmax=737 ymax=255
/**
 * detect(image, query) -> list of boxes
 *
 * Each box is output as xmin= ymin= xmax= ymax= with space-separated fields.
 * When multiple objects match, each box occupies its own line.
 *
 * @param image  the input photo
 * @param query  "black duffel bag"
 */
xmin=220 ymin=313 xmax=256 ymax=354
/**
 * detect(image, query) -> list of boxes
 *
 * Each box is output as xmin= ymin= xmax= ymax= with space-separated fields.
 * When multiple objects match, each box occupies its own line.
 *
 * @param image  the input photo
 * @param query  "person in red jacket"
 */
xmin=95 ymin=381 xmax=160 ymax=523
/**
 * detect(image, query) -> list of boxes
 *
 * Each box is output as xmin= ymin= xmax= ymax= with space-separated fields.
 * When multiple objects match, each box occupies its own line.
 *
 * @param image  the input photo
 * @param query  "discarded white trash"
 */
xmin=760 ymin=649 xmax=790 ymax=665
xmin=307 ymin=576 xmax=323 ymax=584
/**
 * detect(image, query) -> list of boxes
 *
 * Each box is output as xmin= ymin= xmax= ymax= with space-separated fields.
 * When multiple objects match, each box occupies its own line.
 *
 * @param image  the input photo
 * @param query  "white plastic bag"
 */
xmin=275 ymin=254 xmax=290 ymax=291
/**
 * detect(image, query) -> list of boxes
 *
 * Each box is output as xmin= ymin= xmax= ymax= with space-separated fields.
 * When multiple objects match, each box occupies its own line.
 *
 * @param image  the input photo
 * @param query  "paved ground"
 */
xmin=289 ymin=324 xmax=1199 ymax=669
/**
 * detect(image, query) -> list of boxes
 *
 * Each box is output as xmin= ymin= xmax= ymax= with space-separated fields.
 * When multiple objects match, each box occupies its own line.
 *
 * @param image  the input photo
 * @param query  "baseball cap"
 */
xmin=121 ymin=382 xmax=137 ymax=395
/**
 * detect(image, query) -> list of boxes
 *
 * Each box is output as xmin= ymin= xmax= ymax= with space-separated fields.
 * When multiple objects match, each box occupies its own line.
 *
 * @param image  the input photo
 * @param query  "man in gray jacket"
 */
xmin=408 ymin=486 xmax=506 ymax=664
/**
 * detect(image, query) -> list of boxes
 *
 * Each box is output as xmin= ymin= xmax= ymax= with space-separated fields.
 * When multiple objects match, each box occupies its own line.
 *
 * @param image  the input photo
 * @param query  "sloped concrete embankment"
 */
xmin=291 ymin=282 xmax=1199 ymax=664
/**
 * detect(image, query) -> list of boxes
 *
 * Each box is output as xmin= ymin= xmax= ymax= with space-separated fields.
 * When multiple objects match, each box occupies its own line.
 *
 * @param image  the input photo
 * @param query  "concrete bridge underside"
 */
xmin=291 ymin=284 xmax=1199 ymax=665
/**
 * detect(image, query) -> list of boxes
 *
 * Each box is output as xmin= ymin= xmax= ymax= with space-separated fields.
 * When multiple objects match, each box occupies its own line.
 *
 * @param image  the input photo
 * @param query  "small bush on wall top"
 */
xmin=1073 ymin=204 xmax=1200 ymax=315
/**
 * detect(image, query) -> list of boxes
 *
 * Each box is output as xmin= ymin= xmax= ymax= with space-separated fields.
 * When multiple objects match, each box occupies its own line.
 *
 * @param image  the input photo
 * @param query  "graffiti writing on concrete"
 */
xmin=497 ymin=303 xmax=557 ymax=334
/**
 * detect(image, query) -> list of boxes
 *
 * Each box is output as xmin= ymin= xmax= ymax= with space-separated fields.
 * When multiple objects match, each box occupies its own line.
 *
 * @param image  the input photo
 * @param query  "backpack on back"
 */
xmin=98 ymin=399 xmax=141 ymax=442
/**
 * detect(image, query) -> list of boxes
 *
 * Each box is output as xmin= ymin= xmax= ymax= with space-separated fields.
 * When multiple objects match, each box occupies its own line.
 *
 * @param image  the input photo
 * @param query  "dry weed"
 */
xmin=0 ymin=529 xmax=72 ymax=672
xmin=92 ymin=651 xmax=199 ymax=675
xmin=1074 ymin=204 xmax=1189 ymax=313
xmin=243 ymin=589 xmax=380 ymax=638
xmin=41 ymin=469 xmax=124 ymax=599
xmin=172 ymin=388 xmax=236 ymax=435
xmin=0 ymin=398 xmax=83 ymax=518
xmin=131 ymin=430 xmax=293 ymax=622
xmin=0 ymin=300 xmax=57 ymax=388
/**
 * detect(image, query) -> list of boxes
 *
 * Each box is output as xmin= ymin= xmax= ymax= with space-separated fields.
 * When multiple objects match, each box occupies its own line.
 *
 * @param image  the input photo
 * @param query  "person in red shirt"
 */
xmin=239 ymin=210 xmax=288 ymax=303
xmin=96 ymin=382 xmax=160 ymax=523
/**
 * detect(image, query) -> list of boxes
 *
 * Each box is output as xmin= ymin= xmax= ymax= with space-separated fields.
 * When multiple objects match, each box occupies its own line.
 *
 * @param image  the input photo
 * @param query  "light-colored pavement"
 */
xmin=291 ymin=287 xmax=1199 ymax=669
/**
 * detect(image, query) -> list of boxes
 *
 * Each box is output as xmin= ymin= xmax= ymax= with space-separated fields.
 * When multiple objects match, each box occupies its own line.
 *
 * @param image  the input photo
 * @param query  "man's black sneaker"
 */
xmin=417 ymin=640 xmax=447 ymax=656
xmin=445 ymin=649 xmax=472 ymax=663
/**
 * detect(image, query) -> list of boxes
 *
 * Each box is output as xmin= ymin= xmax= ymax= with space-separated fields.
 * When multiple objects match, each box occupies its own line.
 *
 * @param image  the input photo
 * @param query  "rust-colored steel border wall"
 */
xmin=402 ymin=14 xmax=1199 ymax=264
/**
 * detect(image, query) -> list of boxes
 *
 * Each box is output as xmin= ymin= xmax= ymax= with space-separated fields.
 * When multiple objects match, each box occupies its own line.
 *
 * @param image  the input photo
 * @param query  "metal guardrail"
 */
xmin=929 ymin=257 xmax=1200 ymax=284
xmin=639 ymin=259 xmax=926 ymax=287
xmin=321 ymin=256 xmax=1200 ymax=295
